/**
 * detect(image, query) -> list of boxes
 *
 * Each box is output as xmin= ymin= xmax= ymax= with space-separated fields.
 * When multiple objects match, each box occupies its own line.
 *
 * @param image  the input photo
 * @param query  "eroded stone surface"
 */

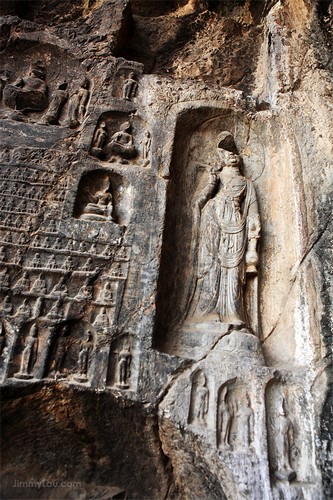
xmin=0 ymin=0 xmax=332 ymax=498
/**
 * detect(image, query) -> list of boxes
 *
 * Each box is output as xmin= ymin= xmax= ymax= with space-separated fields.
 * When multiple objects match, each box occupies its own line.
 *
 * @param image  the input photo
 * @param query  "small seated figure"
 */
xmin=74 ymin=282 xmax=92 ymax=302
xmin=93 ymin=306 xmax=110 ymax=331
xmin=47 ymin=298 xmax=63 ymax=320
xmin=13 ymin=271 xmax=30 ymax=295
xmin=13 ymin=249 xmax=23 ymax=266
xmin=31 ymin=253 xmax=42 ymax=269
xmin=15 ymin=299 xmax=31 ymax=319
xmin=91 ymin=121 xmax=108 ymax=158
xmin=3 ymin=61 xmax=48 ymax=113
xmin=82 ymin=257 xmax=94 ymax=272
xmin=50 ymin=277 xmax=68 ymax=297
xmin=47 ymin=254 xmax=57 ymax=269
xmin=106 ymin=121 xmax=137 ymax=160
xmin=0 ymin=268 xmax=10 ymax=291
xmin=30 ymin=273 xmax=47 ymax=295
xmin=2 ymin=295 xmax=13 ymax=315
xmin=62 ymin=256 xmax=73 ymax=271
xmin=99 ymin=282 xmax=114 ymax=304
xmin=80 ymin=183 xmax=114 ymax=222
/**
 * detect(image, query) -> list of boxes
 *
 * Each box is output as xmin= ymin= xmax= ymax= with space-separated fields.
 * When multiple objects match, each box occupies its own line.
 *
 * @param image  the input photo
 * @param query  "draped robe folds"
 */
xmin=189 ymin=173 xmax=258 ymax=326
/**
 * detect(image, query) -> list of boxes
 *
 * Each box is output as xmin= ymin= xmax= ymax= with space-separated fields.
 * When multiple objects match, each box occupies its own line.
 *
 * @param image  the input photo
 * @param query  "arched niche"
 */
xmin=154 ymin=106 xmax=301 ymax=366
xmin=73 ymin=169 xmax=131 ymax=227
xmin=89 ymin=111 xmax=150 ymax=166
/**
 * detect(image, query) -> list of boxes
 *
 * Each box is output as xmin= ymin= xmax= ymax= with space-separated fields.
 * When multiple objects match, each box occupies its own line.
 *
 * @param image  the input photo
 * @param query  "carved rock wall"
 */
xmin=0 ymin=0 xmax=332 ymax=499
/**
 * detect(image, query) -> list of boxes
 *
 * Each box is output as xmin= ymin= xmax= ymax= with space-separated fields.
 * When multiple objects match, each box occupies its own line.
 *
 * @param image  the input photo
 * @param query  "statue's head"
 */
xmin=217 ymin=131 xmax=241 ymax=168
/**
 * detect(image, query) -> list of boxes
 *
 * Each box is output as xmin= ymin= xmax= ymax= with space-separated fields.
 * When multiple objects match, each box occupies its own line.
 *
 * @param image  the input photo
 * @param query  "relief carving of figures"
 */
xmin=122 ymin=72 xmax=138 ymax=100
xmin=3 ymin=61 xmax=48 ymax=113
xmin=52 ymin=326 xmax=72 ymax=378
xmin=67 ymin=78 xmax=89 ymax=129
xmin=270 ymin=397 xmax=296 ymax=481
xmin=14 ymin=324 xmax=38 ymax=379
xmin=188 ymin=371 xmax=209 ymax=426
xmin=185 ymin=132 xmax=260 ymax=331
xmin=43 ymin=82 xmax=68 ymax=125
xmin=116 ymin=346 xmax=131 ymax=388
xmin=80 ymin=180 xmax=114 ymax=222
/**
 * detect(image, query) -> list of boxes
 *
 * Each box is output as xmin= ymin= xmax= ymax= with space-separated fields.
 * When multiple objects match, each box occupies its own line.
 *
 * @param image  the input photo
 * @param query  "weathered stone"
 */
xmin=0 ymin=0 xmax=332 ymax=498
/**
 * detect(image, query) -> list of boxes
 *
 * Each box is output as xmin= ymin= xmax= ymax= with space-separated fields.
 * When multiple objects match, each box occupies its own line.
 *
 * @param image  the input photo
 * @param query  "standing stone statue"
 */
xmin=74 ymin=330 xmax=93 ymax=382
xmin=43 ymin=82 xmax=68 ymax=125
xmin=116 ymin=346 xmax=131 ymax=388
xmin=217 ymin=386 xmax=232 ymax=448
xmin=91 ymin=121 xmax=108 ymax=158
xmin=14 ymin=324 xmax=38 ymax=379
xmin=186 ymin=132 xmax=260 ymax=330
xmin=271 ymin=397 xmax=296 ymax=481
xmin=122 ymin=72 xmax=138 ymax=100
xmin=235 ymin=393 xmax=254 ymax=448
xmin=67 ymin=78 xmax=89 ymax=128
xmin=189 ymin=371 xmax=209 ymax=425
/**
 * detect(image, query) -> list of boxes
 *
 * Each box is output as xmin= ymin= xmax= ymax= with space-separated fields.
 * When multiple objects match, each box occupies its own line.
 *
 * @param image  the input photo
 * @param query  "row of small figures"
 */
xmin=0 ymin=169 xmax=54 ymax=184
xmin=0 ymin=198 xmax=41 ymax=215
xmin=0 ymin=272 xmax=117 ymax=305
xmin=0 ymin=234 xmax=128 ymax=260
xmin=3 ymin=323 xmax=131 ymax=389
xmin=0 ymin=215 xmax=36 ymax=231
xmin=2 ymin=183 xmax=46 ymax=200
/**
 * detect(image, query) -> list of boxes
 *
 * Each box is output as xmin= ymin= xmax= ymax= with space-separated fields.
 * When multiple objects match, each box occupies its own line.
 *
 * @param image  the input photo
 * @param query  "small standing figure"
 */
xmin=52 ymin=326 xmax=71 ymax=377
xmin=91 ymin=121 xmax=108 ymax=158
xmin=0 ymin=246 xmax=7 ymax=262
xmin=234 ymin=393 xmax=254 ymax=449
xmin=142 ymin=130 xmax=151 ymax=167
xmin=44 ymin=82 xmax=68 ymax=125
xmin=217 ymin=386 xmax=232 ymax=449
xmin=271 ymin=397 xmax=296 ymax=481
xmin=14 ymin=324 xmax=38 ymax=379
xmin=116 ymin=346 xmax=131 ymax=389
xmin=189 ymin=371 xmax=209 ymax=426
xmin=74 ymin=330 xmax=93 ymax=382
xmin=0 ymin=322 xmax=5 ymax=356
xmin=68 ymin=78 xmax=90 ymax=129
xmin=122 ymin=72 xmax=138 ymax=100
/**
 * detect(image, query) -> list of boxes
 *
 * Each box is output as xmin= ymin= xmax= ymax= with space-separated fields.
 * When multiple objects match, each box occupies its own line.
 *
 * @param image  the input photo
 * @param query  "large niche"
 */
xmin=154 ymin=106 xmax=305 ymax=366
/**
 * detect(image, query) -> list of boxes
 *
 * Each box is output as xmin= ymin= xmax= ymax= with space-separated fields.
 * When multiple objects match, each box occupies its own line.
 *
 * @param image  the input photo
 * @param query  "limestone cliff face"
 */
xmin=0 ymin=1 xmax=332 ymax=499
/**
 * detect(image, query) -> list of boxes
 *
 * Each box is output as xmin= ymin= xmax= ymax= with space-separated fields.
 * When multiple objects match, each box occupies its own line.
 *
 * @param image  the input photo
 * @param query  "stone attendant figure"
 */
xmin=186 ymin=131 xmax=260 ymax=330
xmin=189 ymin=371 xmax=209 ymax=425
xmin=122 ymin=72 xmax=138 ymax=100
xmin=75 ymin=330 xmax=93 ymax=382
xmin=68 ymin=78 xmax=89 ymax=128
xmin=234 ymin=393 xmax=254 ymax=448
xmin=14 ymin=324 xmax=38 ymax=379
xmin=44 ymin=82 xmax=68 ymax=125
xmin=271 ymin=397 xmax=296 ymax=481
xmin=91 ymin=121 xmax=108 ymax=158
xmin=217 ymin=386 xmax=232 ymax=448
xmin=117 ymin=346 xmax=131 ymax=388
xmin=80 ymin=181 xmax=114 ymax=222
